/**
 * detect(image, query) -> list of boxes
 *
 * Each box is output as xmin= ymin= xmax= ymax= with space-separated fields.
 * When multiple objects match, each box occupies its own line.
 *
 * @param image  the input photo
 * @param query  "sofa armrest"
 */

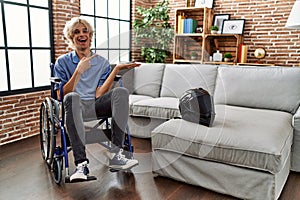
xmin=292 ymin=105 xmax=300 ymax=171
xmin=292 ymin=105 xmax=300 ymax=127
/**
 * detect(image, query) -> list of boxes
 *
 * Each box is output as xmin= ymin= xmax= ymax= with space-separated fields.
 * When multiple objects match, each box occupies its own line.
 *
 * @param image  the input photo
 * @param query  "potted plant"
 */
xmin=190 ymin=51 xmax=198 ymax=60
xmin=224 ymin=52 xmax=233 ymax=62
xmin=133 ymin=0 xmax=174 ymax=63
xmin=210 ymin=25 xmax=219 ymax=34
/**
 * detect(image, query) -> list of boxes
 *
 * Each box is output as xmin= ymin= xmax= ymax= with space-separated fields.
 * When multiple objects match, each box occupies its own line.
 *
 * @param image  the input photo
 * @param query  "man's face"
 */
xmin=72 ymin=23 xmax=91 ymax=51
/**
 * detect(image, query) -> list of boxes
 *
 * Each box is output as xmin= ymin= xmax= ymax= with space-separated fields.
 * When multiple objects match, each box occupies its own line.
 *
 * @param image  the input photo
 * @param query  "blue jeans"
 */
xmin=63 ymin=87 xmax=129 ymax=165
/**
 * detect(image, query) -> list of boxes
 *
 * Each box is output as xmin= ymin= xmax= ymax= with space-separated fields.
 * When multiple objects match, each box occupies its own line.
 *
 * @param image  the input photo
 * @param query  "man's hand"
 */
xmin=76 ymin=54 xmax=98 ymax=74
xmin=115 ymin=62 xmax=141 ymax=71
xmin=95 ymin=62 xmax=141 ymax=98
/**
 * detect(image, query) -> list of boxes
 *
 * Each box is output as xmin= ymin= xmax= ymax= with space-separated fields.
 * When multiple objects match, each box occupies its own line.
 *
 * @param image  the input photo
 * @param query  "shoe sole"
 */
xmin=68 ymin=175 xmax=97 ymax=183
xmin=109 ymin=161 xmax=139 ymax=170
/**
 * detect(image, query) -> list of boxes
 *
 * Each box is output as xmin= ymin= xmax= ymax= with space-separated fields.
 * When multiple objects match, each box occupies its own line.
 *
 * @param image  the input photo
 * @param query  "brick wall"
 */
xmin=1 ymin=0 xmax=299 ymax=145
xmin=132 ymin=0 xmax=300 ymax=66
xmin=0 ymin=91 xmax=50 ymax=145
xmin=214 ymin=0 xmax=299 ymax=66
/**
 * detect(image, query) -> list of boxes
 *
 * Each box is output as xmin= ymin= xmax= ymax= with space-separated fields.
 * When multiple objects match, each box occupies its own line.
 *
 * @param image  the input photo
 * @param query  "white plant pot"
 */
xmin=211 ymin=30 xmax=217 ymax=34
xmin=224 ymin=58 xmax=232 ymax=62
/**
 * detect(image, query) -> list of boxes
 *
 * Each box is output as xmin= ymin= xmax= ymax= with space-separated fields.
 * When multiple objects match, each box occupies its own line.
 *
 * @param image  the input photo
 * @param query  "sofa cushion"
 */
xmin=128 ymin=116 xmax=167 ymax=138
xmin=152 ymin=105 xmax=293 ymax=173
xmin=129 ymin=94 xmax=153 ymax=104
xmin=160 ymin=64 xmax=218 ymax=98
xmin=130 ymin=97 xmax=180 ymax=119
xmin=214 ymin=66 xmax=300 ymax=114
xmin=129 ymin=94 xmax=153 ymax=114
xmin=133 ymin=63 xmax=165 ymax=98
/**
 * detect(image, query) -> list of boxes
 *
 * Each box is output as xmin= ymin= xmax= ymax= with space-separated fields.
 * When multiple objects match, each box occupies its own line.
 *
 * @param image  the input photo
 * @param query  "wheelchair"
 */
xmin=39 ymin=63 xmax=135 ymax=184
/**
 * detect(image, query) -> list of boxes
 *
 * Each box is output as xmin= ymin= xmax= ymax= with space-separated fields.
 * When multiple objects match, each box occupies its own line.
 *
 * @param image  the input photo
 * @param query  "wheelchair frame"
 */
xmin=39 ymin=63 xmax=134 ymax=184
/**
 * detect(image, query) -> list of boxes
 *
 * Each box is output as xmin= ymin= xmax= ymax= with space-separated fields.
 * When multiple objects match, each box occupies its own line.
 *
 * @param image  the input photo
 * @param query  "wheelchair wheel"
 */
xmin=52 ymin=157 xmax=62 ymax=184
xmin=39 ymin=98 xmax=56 ymax=166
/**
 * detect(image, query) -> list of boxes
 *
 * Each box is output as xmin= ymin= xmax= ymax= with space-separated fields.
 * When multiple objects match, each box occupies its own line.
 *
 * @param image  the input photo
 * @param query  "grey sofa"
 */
xmin=123 ymin=63 xmax=300 ymax=200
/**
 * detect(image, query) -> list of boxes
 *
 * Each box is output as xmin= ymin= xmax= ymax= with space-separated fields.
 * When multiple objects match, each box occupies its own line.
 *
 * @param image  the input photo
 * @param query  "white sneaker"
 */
xmin=70 ymin=161 xmax=89 ymax=182
xmin=109 ymin=149 xmax=138 ymax=170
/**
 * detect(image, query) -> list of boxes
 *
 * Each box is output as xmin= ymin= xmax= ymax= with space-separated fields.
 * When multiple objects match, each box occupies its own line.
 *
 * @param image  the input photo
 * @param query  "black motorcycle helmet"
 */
xmin=179 ymin=88 xmax=215 ymax=127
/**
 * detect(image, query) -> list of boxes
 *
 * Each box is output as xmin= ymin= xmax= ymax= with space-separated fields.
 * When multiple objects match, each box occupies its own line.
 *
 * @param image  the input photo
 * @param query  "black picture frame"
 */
xmin=222 ymin=19 xmax=245 ymax=34
xmin=213 ymin=14 xmax=230 ymax=34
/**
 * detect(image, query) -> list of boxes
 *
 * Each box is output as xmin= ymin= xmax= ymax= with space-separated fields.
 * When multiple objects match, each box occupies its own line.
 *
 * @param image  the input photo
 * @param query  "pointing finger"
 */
xmin=86 ymin=53 xmax=98 ymax=61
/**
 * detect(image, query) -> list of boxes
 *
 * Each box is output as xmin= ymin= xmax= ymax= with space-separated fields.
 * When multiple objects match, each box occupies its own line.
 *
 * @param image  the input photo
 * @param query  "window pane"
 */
xmin=30 ymin=8 xmax=50 ymax=47
xmin=96 ymin=18 xmax=108 ymax=48
xmin=96 ymin=0 xmax=107 ymax=17
xmin=81 ymin=0 xmax=130 ymax=66
xmin=109 ymin=50 xmax=119 ymax=64
xmin=120 ymin=21 xmax=130 ymax=49
xmin=6 ymin=0 xmax=27 ymax=4
xmin=109 ymin=20 xmax=119 ymax=49
xmin=120 ymin=0 xmax=130 ymax=20
xmin=108 ymin=0 xmax=119 ymax=19
xmin=0 ymin=3 xmax=4 ymax=47
xmin=32 ymin=50 xmax=51 ymax=87
xmin=5 ymin=4 xmax=29 ymax=47
xmin=0 ymin=50 xmax=8 ymax=91
xmin=120 ymin=50 xmax=130 ymax=63
xmin=96 ymin=50 xmax=108 ymax=60
xmin=29 ymin=0 xmax=48 ymax=7
xmin=80 ymin=0 xmax=94 ymax=15
xmin=8 ymin=50 xmax=31 ymax=90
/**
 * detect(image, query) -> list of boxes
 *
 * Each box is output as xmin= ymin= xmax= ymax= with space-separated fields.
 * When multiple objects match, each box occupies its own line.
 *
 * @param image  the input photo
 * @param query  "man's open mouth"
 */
xmin=78 ymin=38 xmax=87 ymax=43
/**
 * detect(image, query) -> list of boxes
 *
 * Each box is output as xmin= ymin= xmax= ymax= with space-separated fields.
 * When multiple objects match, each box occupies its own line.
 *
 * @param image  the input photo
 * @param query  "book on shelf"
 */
xmin=177 ymin=14 xmax=183 ymax=34
xmin=177 ymin=12 xmax=198 ymax=34
xmin=238 ymin=44 xmax=248 ymax=63
xmin=183 ymin=18 xmax=198 ymax=34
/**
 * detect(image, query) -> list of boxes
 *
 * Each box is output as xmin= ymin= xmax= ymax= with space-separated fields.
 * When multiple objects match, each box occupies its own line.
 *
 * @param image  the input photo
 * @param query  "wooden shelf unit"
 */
xmin=204 ymin=61 xmax=236 ymax=65
xmin=173 ymin=34 xmax=204 ymax=63
xmin=204 ymin=62 xmax=275 ymax=67
xmin=203 ymin=34 xmax=243 ymax=63
xmin=237 ymin=63 xmax=275 ymax=67
xmin=173 ymin=7 xmax=243 ymax=64
xmin=174 ymin=7 xmax=213 ymax=34
xmin=173 ymin=7 xmax=213 ymax=63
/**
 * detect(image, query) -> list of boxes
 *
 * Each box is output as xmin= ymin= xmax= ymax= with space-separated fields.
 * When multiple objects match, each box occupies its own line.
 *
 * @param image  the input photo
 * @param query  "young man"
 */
xmin=54 ymin=17 xmax=140 ymax=182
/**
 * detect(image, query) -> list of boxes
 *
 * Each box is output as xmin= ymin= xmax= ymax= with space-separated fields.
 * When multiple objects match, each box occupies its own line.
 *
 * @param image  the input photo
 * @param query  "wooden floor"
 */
xmin=1 ymin=135 xmax=300 ymax=200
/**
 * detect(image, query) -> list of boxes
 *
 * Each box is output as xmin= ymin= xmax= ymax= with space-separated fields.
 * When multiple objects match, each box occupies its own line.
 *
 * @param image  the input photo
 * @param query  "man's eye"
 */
xmin=73 ymin=29 xmax=80 ymax=34
xmin=72 ymin=28 xmax=89 ymax=35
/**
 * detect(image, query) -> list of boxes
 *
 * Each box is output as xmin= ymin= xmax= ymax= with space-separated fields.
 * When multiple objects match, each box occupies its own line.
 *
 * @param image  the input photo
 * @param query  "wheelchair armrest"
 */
xmin=50 ymin=77 xmax=61 ymax=84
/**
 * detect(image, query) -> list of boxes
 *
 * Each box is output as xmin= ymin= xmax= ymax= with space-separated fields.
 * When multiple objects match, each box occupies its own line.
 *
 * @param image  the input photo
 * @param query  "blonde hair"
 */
xmin=63 ymin=17 xmax=94 ymax=48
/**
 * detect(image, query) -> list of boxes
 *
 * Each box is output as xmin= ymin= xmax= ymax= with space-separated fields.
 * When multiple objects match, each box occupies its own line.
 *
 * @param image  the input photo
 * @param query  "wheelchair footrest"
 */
xmin=109 ymin=168 xmax=121 ymax=173
xmin=65 ymin=175 xmax=97 ymax=183
xmin=109 ymin=168 xmax=135 ymax=173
